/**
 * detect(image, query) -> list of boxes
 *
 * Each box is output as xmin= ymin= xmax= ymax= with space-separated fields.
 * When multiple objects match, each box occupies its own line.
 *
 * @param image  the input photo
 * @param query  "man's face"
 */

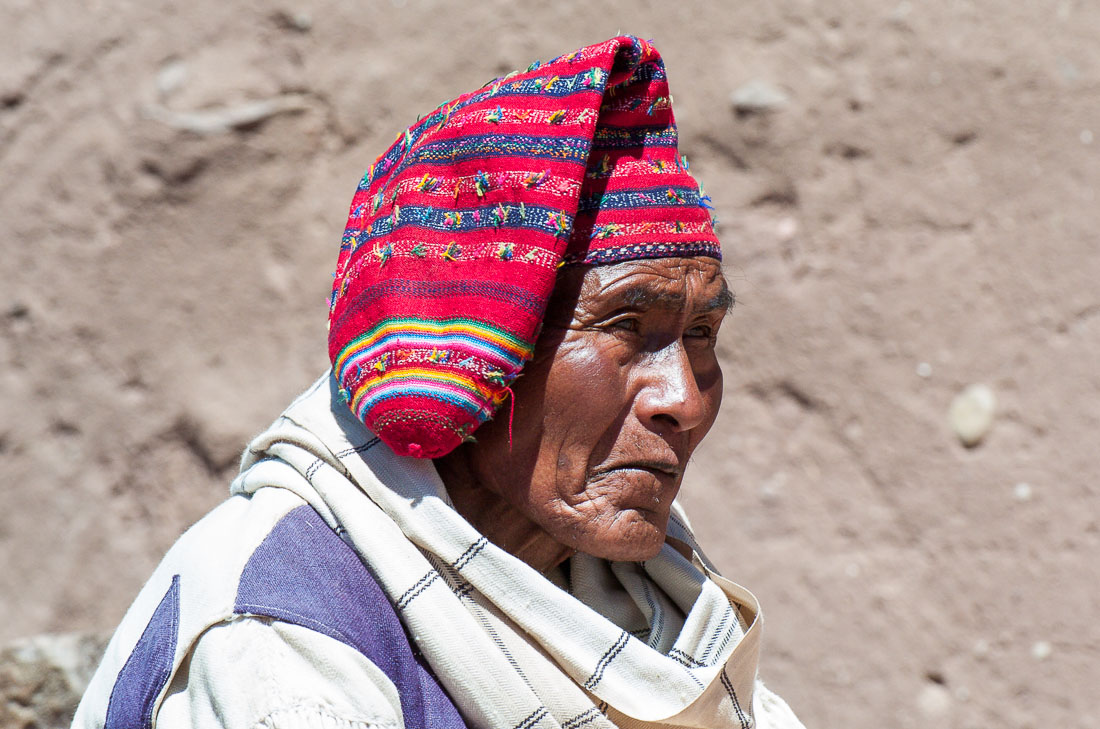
xmin=455 ymin=256 xmax=731 ymax=562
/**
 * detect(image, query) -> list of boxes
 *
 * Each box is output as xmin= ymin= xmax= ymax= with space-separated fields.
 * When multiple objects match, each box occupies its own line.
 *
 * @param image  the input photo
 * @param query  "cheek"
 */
xmin=517 ymin=338 xmax=631 ymax=507
xmin=542 ymin=339 xmax=630 ymax=448
xmin=689 ymin=352 xmax=724 ymax=449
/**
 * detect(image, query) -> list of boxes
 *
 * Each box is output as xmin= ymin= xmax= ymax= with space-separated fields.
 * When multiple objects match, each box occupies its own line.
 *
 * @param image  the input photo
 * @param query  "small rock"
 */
xmin=892 ymin=1 xmax=913 ymax=19
xmin=156 ymin=59 xmax=188 ymax=99
xmin=916 ymin=682 xmax=952 ymax=718
xmin=730 ymin=80 xmax=788 ymax=115
xmin=1058 ymin=57 xmax=1080 ymax=82
xmin=776 ymin=217 xmax=799 ymax=241
xmin=916 ymin=362 xmax=932 ymax=378
xmin=948 ymin=383 xmax=996 ymax=447
xmin=1013 ymin=482 xmax=1033 ymax=502
xmin=1031 ymin=640 xmax=1053 ymax=660
xmin=272 ymin=8 xmax=313 ymax=31
xmin=759 ymin=471 xmax=788 ymax=501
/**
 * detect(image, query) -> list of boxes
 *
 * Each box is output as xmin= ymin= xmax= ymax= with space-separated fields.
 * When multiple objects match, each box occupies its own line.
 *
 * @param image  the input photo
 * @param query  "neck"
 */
xmin=435 ymin=453 xmax=574 ymax=572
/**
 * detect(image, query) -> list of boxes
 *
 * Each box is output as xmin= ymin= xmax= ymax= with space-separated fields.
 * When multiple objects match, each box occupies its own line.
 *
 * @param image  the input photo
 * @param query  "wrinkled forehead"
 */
xmin=548 ymin=256 xmax=731 ymax=319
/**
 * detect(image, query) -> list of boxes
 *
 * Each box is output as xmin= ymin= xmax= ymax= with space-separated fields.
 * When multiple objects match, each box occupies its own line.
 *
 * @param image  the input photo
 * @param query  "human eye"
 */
xmin=684 ymin=320 xmax=718 ymax=345
xmin=608 ymin=316 xmax=639 ymax=332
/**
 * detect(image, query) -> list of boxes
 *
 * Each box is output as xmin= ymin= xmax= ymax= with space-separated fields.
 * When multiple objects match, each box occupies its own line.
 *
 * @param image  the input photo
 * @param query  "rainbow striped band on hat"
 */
xmin=335 ymin=318 xmax=534 ymax=427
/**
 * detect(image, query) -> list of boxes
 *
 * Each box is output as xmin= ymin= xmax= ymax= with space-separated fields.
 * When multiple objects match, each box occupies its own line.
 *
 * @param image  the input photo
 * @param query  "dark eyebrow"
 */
xmin=615 ymin=280 xmax=735 ymax=313
xmin=702 ymin=281 xmax=735 ymax=314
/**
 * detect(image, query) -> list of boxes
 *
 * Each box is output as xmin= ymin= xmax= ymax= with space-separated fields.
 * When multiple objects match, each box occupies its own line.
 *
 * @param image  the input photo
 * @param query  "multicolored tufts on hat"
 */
xmin=328 ymin=35 xmax=721 ymax=458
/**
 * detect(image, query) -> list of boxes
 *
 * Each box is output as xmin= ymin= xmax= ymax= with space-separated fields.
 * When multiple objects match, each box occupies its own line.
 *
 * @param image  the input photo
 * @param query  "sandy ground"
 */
xmin=2 ymin=1 xmax=1099 ymax=727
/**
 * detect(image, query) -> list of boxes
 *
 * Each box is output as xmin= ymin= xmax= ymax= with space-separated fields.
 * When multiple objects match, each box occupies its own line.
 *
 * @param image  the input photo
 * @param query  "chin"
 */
xmin=577 ymin=513 xmax=669 ymax=562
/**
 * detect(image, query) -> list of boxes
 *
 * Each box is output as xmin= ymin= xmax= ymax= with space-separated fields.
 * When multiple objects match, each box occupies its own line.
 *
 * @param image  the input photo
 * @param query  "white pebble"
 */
xmin=156 ymin=59 xmax=188 ymax=98
xmin=1031 ymin=640 xmax=1053 ymax=660
xmin=949 ymin=383 xmax=996 ymax=447
xmin=973 ymin=639 xmax=989 ymax=656
xmin=1014 ymin=482 xmax=1033 ymax=502
xmin=776 ymin=217 xmax=799 ymax=240
xmin=760 ymin=471 xmax=788 ymax=501
xmin=289 ymin=10 xmax=312 ymax=30
xmin=889 ymin=1 xmax=913 ymax=24
xmin=916 ymin=683 xmax=951 ymax=718
xmin=916 ymin=362 xmax=933 ymax=378
xmin=730 ymin=80 xmax=789 ymax=113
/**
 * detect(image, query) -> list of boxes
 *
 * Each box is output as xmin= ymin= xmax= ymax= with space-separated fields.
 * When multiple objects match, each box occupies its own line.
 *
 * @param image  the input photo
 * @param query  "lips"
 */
xmin=590 ymin=459 xmax=683 ymax=478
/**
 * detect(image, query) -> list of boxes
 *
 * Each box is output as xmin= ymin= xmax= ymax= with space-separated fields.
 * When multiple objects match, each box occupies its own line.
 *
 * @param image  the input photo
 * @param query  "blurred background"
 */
xmin=2 ymin=1 xmax=1098 ymax=727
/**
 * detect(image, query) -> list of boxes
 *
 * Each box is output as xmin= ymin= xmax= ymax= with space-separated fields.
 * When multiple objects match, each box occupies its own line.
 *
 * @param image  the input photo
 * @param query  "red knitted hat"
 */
xmin=328 ymin=35 xmax=720 ymax=458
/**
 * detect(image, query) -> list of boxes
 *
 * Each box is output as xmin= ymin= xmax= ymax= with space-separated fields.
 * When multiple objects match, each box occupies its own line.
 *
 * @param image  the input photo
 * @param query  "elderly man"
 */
xmin=73 ymin=36 xmax=805 ymax=729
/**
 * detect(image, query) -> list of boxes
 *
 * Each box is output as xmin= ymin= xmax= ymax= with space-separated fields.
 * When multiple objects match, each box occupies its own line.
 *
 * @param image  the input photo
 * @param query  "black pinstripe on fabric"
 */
xmin=424 ymin=553 xmax=476 ymax=602
xmin=452 ymin=581 xmax=475 ymax=600
xmin=395 ymin=570 xmax=440 ymax=610
xmin=396 ymin=537 xmax=488 ymax=609
xmin=720 ymin=668 xmax=751 ymax=729
xmin=510 ymin=706 xmax=549 ymax=729
xmin=335 ymin=436 xmax=382 ymax=458
xmin=468 ymin=597 xmax=535 ymax=689
xmin=452 ymin=536 xmax=488 ymax=570
xmin=667 ymin=512 xmax=690 ymax=536
xmin=582 ymin=631 xmax=629 ymax=690
xmin=709 ymin=618 xmax=738 ymax=665
xmin=560 ymin=707 xmax=603 ymax=729
xmin=305 ymin=458 xmax=324 ymax=480
xmin=639 ymin=578 xmax=664 ymax=650
xmin=668 ymin=647 xmax=703 ymax=668
xmin=664 ymin=648 xmax=706 ymax=690
xmin=700 ymin=603 xmax=734 ymax=663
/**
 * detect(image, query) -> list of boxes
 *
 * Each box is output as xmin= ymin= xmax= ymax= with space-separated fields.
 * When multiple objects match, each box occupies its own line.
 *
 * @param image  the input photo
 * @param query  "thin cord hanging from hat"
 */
xmin=504 ymin=385 xmax=516 ymax=451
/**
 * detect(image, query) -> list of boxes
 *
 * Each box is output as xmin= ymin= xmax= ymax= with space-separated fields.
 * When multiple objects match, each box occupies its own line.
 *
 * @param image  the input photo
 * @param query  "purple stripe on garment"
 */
xmin=234 ymin=504 xmax=466 ymax=729
xmin=104 ymin=574 xmax=180 ymax=729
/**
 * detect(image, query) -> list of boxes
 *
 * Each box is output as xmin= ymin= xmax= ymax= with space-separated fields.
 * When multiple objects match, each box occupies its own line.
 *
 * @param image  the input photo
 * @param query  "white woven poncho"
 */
xmin=230 ymin=375 xmax=804 ymax=729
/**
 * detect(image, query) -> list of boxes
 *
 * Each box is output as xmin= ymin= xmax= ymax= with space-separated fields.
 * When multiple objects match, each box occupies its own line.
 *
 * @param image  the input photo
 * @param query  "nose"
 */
xmin=634 ymin=342 xmax=710 ymax=434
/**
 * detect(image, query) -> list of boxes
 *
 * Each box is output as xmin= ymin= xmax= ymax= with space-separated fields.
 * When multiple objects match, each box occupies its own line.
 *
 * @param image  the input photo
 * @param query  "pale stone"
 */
xmin=916 ymin=362 xmax=933 ymax=378
xmin=1014 ymin=482 xmax=1033 ymax=502
xmin=917 ymin=683 xmax=952 ymax=718
xmin=289 ymin=10 xmax=312 ymax=30
xmin=776 ymin=217 xmax=799 ymax=240
xmin=949 ymin=383 xmax=996 ymax=446
xmin=730 ymin=80 xmax=789 ymax=114
xmin=156 ymin=59 xmax=188 ymax=99
xmin=1031 ymin=640 xmax=1053 ymax=660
